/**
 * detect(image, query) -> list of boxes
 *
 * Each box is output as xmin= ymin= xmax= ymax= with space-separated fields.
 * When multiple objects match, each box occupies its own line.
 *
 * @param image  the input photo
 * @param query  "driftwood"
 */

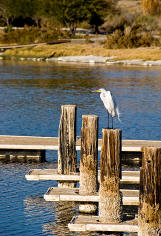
xmin=0 ymin=39 xmax=71 ymax=51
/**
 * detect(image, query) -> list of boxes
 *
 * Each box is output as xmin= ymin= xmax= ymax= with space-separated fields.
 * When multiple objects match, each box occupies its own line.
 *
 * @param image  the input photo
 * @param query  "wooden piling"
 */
xmin=99 ymin=129 xmax=122 ymax=223
xmin=138 ymin=147 xmax=161 ymax=236
xmin=79 ymin=115 xmax=98 ymax=213
xmin=58 ymin=105 xmax=77 ymax=187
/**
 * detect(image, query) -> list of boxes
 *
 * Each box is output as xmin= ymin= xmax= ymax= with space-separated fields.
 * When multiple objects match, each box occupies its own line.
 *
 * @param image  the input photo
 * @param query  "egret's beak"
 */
xmin=92 ymin=89 xmax=100 ymax=93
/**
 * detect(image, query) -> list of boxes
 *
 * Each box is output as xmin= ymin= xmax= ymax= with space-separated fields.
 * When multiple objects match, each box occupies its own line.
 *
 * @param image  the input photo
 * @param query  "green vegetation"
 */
xmin=0 ymin=0 xmax=111 ymax=33
xmin=0 ymin=26 xmax=69 ymax=44
xmin=0 ymin=0 xmax=160 ymax=50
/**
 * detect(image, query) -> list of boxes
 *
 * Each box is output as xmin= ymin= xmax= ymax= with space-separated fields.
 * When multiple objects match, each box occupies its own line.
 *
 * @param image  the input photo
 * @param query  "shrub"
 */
xmin=102 ymin=13 xmax=135 ymax=34
xmin=105 ymin=27 xmax=160 ymax=48
xmin=0 ymin=26 xmax=69 ymax=44
xmin=134 ymin=15 xmax=160 ymax=32
xmin=103 ymin=13 xmax=161 ymax=35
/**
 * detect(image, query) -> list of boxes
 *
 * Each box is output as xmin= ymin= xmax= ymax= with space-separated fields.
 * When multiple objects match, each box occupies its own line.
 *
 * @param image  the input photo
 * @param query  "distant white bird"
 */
xmin=92 ymin=88 xmax=121 ymax=128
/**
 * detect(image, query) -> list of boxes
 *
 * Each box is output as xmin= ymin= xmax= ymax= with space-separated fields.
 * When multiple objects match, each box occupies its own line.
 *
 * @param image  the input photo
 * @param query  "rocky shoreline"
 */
xmin=47 ymin=55 xmax=161 ymax=66
xmin=1 ymin=55 xmax=161 ymax=66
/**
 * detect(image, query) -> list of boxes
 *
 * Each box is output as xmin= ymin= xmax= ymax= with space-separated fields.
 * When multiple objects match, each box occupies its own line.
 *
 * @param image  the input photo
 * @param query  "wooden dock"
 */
xmin=0 ymin=135 xmax=160 ymax=151
xmin=25 ymin=169 xmax=140 ymax=184
xmin=1 ymin=134 xmax=160 ymax=163
xmin=68 ymin=215 xmax=138 ymax=233
xmin=23 ymin=106 xmax=161 ymax=234
xmin=44 ymin=187 xmax=139 ymax=205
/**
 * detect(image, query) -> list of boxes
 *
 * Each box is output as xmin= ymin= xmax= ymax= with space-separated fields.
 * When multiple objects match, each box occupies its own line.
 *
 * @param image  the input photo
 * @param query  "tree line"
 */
xmin=0 ymin=0 xmax=116 ymax=33
xmin=0 ymin=0 xmax=160 ymax=34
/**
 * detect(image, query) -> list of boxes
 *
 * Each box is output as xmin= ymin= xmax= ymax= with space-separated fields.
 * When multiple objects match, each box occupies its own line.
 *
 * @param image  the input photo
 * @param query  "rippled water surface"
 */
xmin=0 ymin=60 xmax=161 ymax=235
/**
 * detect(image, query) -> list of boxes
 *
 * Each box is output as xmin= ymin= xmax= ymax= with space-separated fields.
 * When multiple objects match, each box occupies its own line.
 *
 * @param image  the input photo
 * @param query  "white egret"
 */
xmin=92 ymin=88 xmax=121 ymax=129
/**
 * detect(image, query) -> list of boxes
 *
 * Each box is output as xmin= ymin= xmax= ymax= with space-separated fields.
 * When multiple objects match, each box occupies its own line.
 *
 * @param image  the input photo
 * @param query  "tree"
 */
xmin=86 ymin=0 xmax=113 ymax=33
xmin=0 ymin=0 xmax=36 ymax=26
xmin=51 ymin=0 xmax=113 ymax=34
xmin=0 ymin=0 xmax=15 ymax=26
xmin=52 ymin=0 xmax=88 ymax=34
xmin=0 ymin=0 xmax=116 ymax=32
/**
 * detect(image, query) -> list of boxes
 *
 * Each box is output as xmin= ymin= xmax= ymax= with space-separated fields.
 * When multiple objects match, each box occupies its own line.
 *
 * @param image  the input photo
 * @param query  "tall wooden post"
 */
xmin=58 ymin=105 xmax=77 ymax=187
xmin=138 ymin=147 xmax=161 ymax=236
xmin=99 ymin=129 xmax=122 ymax=223
xmin=79 ymin=115 xmax=98 ymax=213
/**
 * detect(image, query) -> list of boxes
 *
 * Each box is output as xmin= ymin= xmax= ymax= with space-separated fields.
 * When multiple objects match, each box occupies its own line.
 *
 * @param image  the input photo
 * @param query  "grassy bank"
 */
xmin=2 ymin=42 xmax=161 ymax=61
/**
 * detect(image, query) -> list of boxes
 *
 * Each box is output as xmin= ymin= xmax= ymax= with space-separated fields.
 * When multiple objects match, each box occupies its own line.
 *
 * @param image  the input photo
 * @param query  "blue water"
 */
xmin=0 ymin=60 xmax=161 ymax=235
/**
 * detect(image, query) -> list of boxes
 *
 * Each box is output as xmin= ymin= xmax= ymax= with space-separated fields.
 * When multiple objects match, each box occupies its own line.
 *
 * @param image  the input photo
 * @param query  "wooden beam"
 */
xmin=0 ymin=135 xmax=160 ymax=151
xmin=68 ymin=215 xmax=138 ymax=232
xmin=44 ymin=187 xmax=139 ymax=205
xmin=25 ymin=169 xmax=140 ymax=184
xmin=25 ymin=169 xmax=80 ymax=181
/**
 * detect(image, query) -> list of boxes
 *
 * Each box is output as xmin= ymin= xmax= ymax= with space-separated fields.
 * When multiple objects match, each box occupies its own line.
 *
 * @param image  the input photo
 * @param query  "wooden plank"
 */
xmin=121 ymin=170 xmax=140 ymax=184
xmin=44 ymin=187 xmax=139 ymax=205
xmin=0 ymin=135 xmax=59 ymax=150
xmin=0 ymin=135 xmax=160 ymax=151
xmin=68 ymin=215 xmax=138 ymax=232
xmin=25 ymin=169 xmax=80 ymax=181
xmin=25 ymin=169 xmax=140 ymax=183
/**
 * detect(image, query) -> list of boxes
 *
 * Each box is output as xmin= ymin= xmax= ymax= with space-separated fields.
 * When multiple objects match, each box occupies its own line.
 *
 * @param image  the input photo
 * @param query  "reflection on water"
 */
xmin=0 ymin=61 xmax=160 ymax=235
xmin=24 ymin=197 xmax=97 ymax=236
xmin=42 ymin=201 xmax=76 ymax=236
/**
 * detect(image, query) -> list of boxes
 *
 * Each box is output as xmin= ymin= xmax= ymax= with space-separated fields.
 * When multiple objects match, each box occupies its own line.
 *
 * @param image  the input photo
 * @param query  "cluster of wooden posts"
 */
xmin=26 ymin=105 xmax=161 ymax=235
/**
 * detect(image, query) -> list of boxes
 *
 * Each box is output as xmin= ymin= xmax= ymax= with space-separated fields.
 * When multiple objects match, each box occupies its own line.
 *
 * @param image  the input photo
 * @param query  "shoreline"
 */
xmin=1 ymin=55 xmax=161 ymax=67
xmin=47 ymin=55 xmax=161 ymax=66
xmin=1 ymin=42 xmax=161 ymax=67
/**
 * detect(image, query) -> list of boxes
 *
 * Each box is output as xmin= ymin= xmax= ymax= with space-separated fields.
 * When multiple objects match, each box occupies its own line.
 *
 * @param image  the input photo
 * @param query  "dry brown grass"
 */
xmin=117 ymin=0 xmax=142 ymax=14
xmin=3 ymin=43 xmax=161 ymax=61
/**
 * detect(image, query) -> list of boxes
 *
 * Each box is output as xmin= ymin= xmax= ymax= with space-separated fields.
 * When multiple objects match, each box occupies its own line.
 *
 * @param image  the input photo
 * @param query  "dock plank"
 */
xmin=25 ymin=169 xmax=140 ymax=184
xmin=44 ymin=187 xmax=139 ymax=205
xmin=26 ymin=169 xmax=80 ymax=181
xmin=0 ymin=135 xmax=59 ymax=150
xmin=68 ymin=215 xmax=138 ymax=232
xmin=0 ymin=135 xmax=160 ymax=151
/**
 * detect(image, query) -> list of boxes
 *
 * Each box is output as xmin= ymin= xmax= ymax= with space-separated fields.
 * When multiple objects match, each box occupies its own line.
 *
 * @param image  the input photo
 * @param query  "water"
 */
xmin=0 ymin=60 xmax=161 ymax=235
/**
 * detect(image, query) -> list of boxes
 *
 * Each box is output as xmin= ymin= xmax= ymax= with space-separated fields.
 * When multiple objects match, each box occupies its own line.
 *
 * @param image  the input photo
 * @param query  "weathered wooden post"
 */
xmin=79 ymin=115 xmax=98 ymax=213
xmin=138 ymin=147 xmax=161 ymax=236
xmin=58 ymin=105 xmax=77 ymax=187
xmin=99 ymin=129 xmax=122 ymax=223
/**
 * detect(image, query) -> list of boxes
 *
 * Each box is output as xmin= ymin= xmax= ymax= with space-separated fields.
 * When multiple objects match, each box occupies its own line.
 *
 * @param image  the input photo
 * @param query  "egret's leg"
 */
xmin=112 ymin=117 xmax=113 ymax=129
xmin=107 ymin=112 xmax=109 ymax=128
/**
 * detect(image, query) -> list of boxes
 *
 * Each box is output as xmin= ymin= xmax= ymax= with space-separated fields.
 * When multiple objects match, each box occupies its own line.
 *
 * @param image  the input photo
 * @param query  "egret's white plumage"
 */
xmin=92 ymin=88 xmax=121 ymax=128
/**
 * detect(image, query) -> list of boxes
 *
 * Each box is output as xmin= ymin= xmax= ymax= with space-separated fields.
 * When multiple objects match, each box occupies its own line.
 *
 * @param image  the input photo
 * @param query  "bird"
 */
xmin=92 ymin=88 xmax=121 ymax=129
